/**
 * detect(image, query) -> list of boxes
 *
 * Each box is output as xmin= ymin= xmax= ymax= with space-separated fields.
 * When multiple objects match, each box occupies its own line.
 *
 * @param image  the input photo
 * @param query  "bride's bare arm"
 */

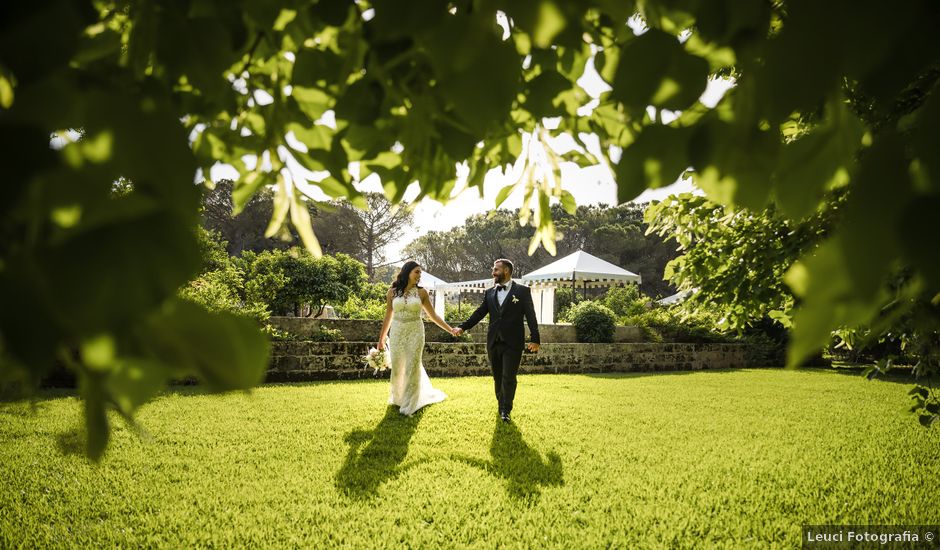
xmin=378 ymin=288 xmax=394 ymax=348
xmin=419 ymin=289 xmax=453 ymax=333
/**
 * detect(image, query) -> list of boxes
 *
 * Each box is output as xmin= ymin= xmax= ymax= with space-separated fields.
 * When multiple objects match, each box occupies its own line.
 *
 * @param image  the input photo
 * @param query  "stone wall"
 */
xmin=268 ymin=341 xmax=776 ymax=381
xmin=269 ymin=317 xmax=643 ymax=344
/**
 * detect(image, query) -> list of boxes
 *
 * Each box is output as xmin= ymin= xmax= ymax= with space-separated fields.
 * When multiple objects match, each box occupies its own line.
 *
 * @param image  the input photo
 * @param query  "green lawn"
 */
xmin=1 ymin=369 xmax=938 ymax=548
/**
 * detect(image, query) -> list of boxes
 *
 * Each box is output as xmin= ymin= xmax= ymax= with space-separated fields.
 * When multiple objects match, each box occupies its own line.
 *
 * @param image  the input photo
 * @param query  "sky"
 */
xmin=208 ymin=19 xmax=736 ymax=272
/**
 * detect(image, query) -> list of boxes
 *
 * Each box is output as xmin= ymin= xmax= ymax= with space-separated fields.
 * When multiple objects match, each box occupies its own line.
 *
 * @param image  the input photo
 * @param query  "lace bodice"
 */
xmin=392 ymin=288 xmax=423 ymax=323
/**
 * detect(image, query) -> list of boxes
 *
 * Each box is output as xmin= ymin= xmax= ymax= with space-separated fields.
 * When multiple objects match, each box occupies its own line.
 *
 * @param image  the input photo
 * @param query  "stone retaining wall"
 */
xmin=268 ymin=341 xmax=777 ymax=381
xmin=270 ymin=317 xmax=643 ymax=343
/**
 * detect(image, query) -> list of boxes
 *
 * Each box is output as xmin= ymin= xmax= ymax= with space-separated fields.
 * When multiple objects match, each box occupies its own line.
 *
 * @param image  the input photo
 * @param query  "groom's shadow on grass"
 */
xmin=453 ymin=420 xmax=564 ymax=503
xmin=335 ymin=406 xmax=426 ymax=499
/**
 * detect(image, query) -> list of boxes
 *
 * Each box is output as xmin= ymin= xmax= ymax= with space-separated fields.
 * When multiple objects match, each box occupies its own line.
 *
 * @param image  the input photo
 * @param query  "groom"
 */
xmin=454 ymin=259 xmax=540 ymax=422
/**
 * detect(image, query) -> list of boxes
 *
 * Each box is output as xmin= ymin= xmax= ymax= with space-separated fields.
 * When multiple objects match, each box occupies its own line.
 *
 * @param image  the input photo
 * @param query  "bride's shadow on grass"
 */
xmin=454 ymin=420 xmax=564 ymax=503
xmin=335 ymin=405 xmax=425 ymax=499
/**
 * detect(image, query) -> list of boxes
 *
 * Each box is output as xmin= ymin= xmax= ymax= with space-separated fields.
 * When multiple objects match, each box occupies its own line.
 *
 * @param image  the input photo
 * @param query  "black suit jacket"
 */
xmin=459 ymin=282 xmax=540 ymax=350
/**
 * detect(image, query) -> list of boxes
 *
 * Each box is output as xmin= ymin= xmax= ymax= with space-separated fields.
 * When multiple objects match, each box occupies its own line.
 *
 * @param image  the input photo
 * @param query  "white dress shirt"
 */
xmin=495 ymin=280 xmax=513 ymax=306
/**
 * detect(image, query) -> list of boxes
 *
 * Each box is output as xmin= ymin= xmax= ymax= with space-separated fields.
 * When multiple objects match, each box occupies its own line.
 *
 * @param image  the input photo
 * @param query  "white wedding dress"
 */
xmin=388 ymin=288 xmax=447 ymax=416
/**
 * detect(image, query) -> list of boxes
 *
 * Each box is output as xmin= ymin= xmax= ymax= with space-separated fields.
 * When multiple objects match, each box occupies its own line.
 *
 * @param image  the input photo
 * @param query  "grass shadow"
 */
xmin=579 ymin=368 xmax=756 ymax=382
xmin=55 ymin=429 xmax=85 ymax=457
xmin=334 ymin=406 xmax=424 ymax=500
xmin=803 ymin=365 xmax=939 ymax=386
xmin=454 ymin=420 xmax=564 ymax=504
xmin=582 ymin=367 xmax=939 ymax=386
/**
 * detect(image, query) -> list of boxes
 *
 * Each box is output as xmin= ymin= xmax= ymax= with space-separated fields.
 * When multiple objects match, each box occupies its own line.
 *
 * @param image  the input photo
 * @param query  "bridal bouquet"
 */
xmin=363 ymin=347 xmax=390 ymax=374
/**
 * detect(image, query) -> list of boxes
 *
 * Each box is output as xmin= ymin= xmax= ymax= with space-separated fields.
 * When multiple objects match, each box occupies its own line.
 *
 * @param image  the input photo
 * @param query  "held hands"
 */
xmin=526 ymin=342 xmax=540 ymax=353
xmin=451 ymin=328 xmax=464 ymax=337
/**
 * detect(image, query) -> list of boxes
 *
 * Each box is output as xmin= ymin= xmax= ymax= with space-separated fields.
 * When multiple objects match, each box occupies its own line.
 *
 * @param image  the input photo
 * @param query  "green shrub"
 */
xmin=236 ymin=249 xmax=366 ymax=317
xmin=602 ymin=285 xmax=649 ymax=317
xmin=569 ymin=301 xmax=617 ymax=343
xmin=623 ymin=314 xmax=664 ymax=342
xmin=235 ymin=250 xmax=290 ymax=310
xmin=445 ymin=301 xmax=476 ymax=324
xmin=179 ymin=269 xmax=243 ymax=315
xmin=335 ymin=282 xmax=388 ymax=320
xmin=181 ymin=230 xmax=265 ymax=324
xmin=555 ymin=287 xmax=583 ymax=322
xmin=307 ymin=325 xmax=345 ymax=342
xmin=622 ymin=306 xmax=731 ymax=344
xmin=196 ymin=226 xmax=232 ymax=274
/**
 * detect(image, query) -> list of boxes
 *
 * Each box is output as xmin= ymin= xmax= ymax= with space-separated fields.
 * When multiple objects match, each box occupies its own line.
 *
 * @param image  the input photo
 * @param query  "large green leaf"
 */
xmin=784 ymin=137 xmax=913 ymax=367
xmin=524 ymin=70 xmax=572 ymax=118
xmin=611 ymin=29 xmax=709 ymax=114
xmin=136 ymin=300 xmax=270 ymax=392
xmin=292 ymin=48 xmax=345 ymax=90
xmin=29 ymin=205 xmax=199 ymax=338
xmin=81 ymin=90 xmax=200 ymax=221
xmin=333 ymin=78 xmax=384 ymax=125
xmin=503 ymin=0 xmax=568 ymax=49
xmin=688 ymin=117 xmax=779 ymax=210
xmin=614 ymin=124 xmax=693 ymax=203
xmin=784 ymin=237 xmax=886 ymax=368
xmin=369 ymin=0 xmax=449 ymax=40
xmin=419 ymin=15 xmax=520 ymax=134
xmin=79 ymin=372 xmax=110 ymax=462
xmin=897 ymin=197 xmax=940 ymax=289
xmin=0 ymin=0 xmax=86 ymax=85
xmin=106 ymin=358 xmax=172 ymax=417
xmin=773 ymin=98 xmax=864 ymax=219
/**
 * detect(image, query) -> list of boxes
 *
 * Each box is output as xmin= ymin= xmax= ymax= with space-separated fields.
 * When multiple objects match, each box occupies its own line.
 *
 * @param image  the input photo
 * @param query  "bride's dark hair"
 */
xmin=391 ymin=261 xmax=422 ymax=298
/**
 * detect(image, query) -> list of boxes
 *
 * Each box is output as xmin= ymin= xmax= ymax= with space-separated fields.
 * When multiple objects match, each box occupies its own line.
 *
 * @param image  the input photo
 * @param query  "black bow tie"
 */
xmin=496 ymin=284 xmax=506 ymax=291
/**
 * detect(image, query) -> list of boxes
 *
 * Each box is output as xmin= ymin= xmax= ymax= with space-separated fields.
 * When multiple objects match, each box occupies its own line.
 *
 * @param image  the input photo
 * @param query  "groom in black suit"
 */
xmin=454 ymin=259 xmax=540 ymax=422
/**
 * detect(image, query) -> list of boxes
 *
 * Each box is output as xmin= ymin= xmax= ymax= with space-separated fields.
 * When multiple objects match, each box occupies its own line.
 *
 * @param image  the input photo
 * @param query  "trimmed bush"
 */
xmin=306 ymin=325 xmax=345 ymax=342
xmin=602 ymin=285 xmax=649 ymax=317
xmin=335 ymin=282 xmax=388 ymax=320
xmin=622 ymin=307 xmax=731 ymax=344
xmin=555 ymin=287 xmax=583 ymax=322
xmin=569 ymin=301 xmax=617 ymax=343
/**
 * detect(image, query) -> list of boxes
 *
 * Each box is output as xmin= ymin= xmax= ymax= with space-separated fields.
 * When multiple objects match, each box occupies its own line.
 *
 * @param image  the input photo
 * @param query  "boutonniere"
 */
xmin=511 ymin=296 xmax=520 ymax=304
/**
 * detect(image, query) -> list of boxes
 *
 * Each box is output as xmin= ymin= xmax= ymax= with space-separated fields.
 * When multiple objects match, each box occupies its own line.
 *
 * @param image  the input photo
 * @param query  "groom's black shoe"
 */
xmin=500 ymin=412 xmax=511 ymax=423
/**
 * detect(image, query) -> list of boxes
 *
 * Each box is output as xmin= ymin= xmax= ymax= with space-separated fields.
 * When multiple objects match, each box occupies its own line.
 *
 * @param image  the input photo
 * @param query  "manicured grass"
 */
xmin=1 ymin=369 xmax=938 ymax=548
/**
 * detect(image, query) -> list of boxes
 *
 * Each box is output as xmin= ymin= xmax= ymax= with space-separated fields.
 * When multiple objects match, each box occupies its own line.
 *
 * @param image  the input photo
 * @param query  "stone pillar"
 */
xmin=434 ymin=289 xmax=446 ymax=318
xmin=531 ymin=287 xmax=556 ymax=324
xmin=543 ymin=287 xmax=555 ymax=324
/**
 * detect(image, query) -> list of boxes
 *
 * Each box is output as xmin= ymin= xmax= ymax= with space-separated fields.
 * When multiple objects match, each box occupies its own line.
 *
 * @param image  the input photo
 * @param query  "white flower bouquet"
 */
xmin=363 ymin=347 xmax=390 ymax=374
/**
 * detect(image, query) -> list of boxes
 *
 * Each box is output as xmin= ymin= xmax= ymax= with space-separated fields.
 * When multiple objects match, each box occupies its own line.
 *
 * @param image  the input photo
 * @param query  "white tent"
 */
xmin=521 ymin=250 xmax=641 ymax=323
xmin=432 ymin=277 xmax=522 ymax=319
xmin=522 ymin=250 xmax=642 ymax=286
xmin=657 ymin=289 xmax=694 ymax=306
xmin=418 ymin=271 xmax=448 ymax=291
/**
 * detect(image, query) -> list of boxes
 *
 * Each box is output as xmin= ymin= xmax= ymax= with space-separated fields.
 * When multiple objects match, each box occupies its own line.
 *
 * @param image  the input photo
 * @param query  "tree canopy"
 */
xmin=2 ymin=0 xmax=939 ymax=456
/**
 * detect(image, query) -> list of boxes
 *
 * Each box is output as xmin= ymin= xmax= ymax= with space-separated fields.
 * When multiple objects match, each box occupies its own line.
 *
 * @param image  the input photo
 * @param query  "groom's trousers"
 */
xmin=487 ymin=336 xmax=523 ymax=414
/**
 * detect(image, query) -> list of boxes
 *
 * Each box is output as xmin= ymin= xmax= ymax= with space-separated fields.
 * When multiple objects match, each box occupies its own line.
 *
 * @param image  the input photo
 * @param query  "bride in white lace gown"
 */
xmin=378 ymin=262 xmax=453 ymax=416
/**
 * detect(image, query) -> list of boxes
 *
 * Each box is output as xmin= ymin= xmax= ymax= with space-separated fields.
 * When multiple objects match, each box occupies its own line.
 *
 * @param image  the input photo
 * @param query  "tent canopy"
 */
xmin=417 ymin=270 xmax=448 ymax=291
xmin=657 ymin=289 xmax=694 ymax=306
xmin=521 ymin=250 xmax=641 ymax=286
xmin=435 ymin=278 xmax=521 ymax=294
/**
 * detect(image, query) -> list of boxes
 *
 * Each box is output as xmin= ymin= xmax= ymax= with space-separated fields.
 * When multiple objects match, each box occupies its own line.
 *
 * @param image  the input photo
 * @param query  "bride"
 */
xmin=378 ymin=261 xmax=453 ymax=416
